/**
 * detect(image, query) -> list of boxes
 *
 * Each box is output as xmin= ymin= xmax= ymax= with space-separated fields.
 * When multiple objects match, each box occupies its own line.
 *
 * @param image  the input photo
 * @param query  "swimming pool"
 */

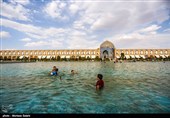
xmin=0 ymin=61 xmax=170 ymax=113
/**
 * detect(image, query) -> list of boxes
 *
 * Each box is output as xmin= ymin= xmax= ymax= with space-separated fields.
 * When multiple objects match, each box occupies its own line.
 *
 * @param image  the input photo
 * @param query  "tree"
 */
xmin=0 ymin=56 xmax=3 ymax=60
xmin=150 ymin=55 xmax=154 ymax=61
xmin=64 ymin=56 xmax=67 ymax=61
xmin=95 ymin=56 xmax=100 ymax=61
xmin=86 ymin=56 xmax=90 ymax=60
xmin=82 ymin=57 xmax=85 ymax=61
xmin=57 ymin=55 xmax=60 ymax=61
xmin=121 ymin=53 xmax=125 ymax=60
xmin=79 ymin=56 xmax=82 ymax=61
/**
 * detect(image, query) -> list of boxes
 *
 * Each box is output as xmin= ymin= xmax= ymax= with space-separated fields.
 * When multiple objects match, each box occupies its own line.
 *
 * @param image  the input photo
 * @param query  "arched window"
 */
xmin=5 ymin=52 xmax=7 ymax=55
xmin=140 ymin=51 xmax=143 ymax=54
xmin=165 ymin=51 xmax=167 ymax=54
xmin=145 ymin=51 xmax=148 ymax=54
xmin=130 ymin=51 xmax=133 ymax=54
xmin=135 ymin=51 xmax=138 ymax=54
xmin=30 ymin=52 xmax=32 ymax=55
xmin=13 ymin=52 xmax=15 ymax=55
xmin=126 ymin=51 xmax=128 ymax=54
xmin=155 ymin=51 xmax=158 ymax=54
xmin=0 ymin=52 xmax=2 ymax=55
xmin=160 ymin=51 xmax=162 ymax=54
xmin=150 ymin=51 xmax=152 ymax=54
xmin=9 ymin=52 xmax=11 ymax=55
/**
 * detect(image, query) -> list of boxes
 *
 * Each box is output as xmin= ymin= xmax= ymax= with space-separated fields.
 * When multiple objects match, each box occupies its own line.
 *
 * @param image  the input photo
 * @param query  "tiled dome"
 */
xmin=100 ymin=40 xmax=115 ymax=48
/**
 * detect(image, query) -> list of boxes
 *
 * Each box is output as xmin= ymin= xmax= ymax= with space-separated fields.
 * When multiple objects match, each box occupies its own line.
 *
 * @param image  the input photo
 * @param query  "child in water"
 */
xmin=71 ymin=70 xmax=78 ymax=75
xmin=50 ymin=66 xmax=58 ymax=76
xmin=96 ymin=74 xmax=104 ymax=90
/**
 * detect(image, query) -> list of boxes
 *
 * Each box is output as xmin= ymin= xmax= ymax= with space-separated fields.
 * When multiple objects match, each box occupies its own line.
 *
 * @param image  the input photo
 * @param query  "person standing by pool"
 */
xmin=96 ymin=74 xmax=104 ymax=90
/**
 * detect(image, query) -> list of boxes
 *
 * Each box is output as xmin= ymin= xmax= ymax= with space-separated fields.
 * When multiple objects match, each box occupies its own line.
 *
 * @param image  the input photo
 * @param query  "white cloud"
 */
xmin=70 ymin=1 xmax=169 ymax=34
xmin=138 ymin=25 xmax=161 ymax=34
xmin=3 ymin=48 xmax=16 ymax=50
xmin=106 ymin=27 xmax=170 ymax=49
xmin=14 ymin=0 xmax=30 ymax=5
xmin=43 ymin=1 xmax=68 ymax=20
xmin=163 ymin=28 xmax=170 ymax=33
xmin=24 ymin=40 xmax=63 ymax=49
xmin=65 ymin=29 xmax=100 ymax=49
xmin=1 ymin=18 xmax=67 ymax=41
xmin=1 ymin=0 xmax=30 ymax=21
xmin=69 ymin=4 xmax=79 ymax=14
xmin=21 ymin=38 xmax=32 ymax=42
xmin=1 ymin=18 xmax=99 ymax=49
xmin=10 ymin=0 xmax=30 ymax=6
xmin=24 ymin=41 xmax=48 ymax=47
xmin=0 ymin=31 xmax=11 ymax=38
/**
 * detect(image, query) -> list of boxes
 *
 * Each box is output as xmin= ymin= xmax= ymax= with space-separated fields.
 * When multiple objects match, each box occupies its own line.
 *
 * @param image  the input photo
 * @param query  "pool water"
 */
xmin=0 ymin=62 xmax=170 ymax=113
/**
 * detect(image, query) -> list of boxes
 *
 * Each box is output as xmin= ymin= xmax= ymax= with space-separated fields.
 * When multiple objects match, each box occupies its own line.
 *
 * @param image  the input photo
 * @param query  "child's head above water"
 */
xmin=97 ymin=74 xmax=103 ymax=80
xmin=71 ymin=70 xmax=74 ymax=72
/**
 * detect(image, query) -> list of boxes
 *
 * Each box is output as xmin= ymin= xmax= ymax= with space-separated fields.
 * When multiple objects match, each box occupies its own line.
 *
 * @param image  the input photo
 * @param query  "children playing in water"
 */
xmin=71 ymin=70 xmax=78 ymax=75
xmin=50 ymin=66 xmax=58 ymax=76
xmin=96 ymin=74 xmax=104 ymax=90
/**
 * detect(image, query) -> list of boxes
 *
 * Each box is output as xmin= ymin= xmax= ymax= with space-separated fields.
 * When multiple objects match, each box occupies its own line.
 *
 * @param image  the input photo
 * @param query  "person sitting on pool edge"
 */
xmin=71 ymin=70 xmax=78 ymax=75
xmin=96 ymin=74 xmax=104 ymax=90
xmin=50 ymin=66 xmax=58 ymax=76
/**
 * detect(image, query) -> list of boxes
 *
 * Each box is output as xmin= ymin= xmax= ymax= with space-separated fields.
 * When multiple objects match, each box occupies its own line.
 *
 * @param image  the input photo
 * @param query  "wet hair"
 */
xmin=71 ymin=70 xmax=74 ymax=72
xmin=97 ymin=74 xmax=103 ymax=80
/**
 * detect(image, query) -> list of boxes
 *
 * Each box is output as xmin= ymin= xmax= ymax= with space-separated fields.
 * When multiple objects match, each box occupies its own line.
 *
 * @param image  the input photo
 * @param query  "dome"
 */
xmin=100 ymin=40 xmax=115 ymax=48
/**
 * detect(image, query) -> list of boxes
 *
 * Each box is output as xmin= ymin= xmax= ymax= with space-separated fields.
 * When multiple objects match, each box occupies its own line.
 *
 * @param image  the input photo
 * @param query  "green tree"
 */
xmin=57 ymin=55 xmax=60 ymax=61
xmin=95 ymin=56 xmax=100 ymax=61
xmin=82 ymin=57 xmax=85 ymax=61
xmin=121 ymin=53 xmax=125 ymax=60
xmin=79 ymin=56 xmax=82 ymax=61
xmin=86 ymin=56 xmax=90 ymax=60
xmin=64 ymin=56 xmax=67 ymax=61
xmin=150 ymin=55 xmax=154 ymax=61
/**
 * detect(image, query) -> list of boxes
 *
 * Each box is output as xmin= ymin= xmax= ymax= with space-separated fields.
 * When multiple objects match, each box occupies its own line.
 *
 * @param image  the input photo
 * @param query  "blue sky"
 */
xmin=0 ymin=0 xmax=170 ymax=50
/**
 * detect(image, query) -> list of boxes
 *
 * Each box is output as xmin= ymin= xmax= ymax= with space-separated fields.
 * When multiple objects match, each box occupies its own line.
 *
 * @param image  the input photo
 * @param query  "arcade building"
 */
xmin=0 ymin=40 xmax=170 ymax=61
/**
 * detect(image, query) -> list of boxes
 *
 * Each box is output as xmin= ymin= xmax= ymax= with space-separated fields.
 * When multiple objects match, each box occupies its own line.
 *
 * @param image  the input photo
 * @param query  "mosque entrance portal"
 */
xmin=100 ymin=40 xmax=115 ymax=60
